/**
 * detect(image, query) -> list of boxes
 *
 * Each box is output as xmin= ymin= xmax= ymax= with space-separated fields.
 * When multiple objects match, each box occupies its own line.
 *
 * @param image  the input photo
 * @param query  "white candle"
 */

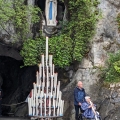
xmin=39 ymin=63 xmax=42 ymax=78
xmin=57 ymin=105 xmax=59 ymax=116
xmin=33 ymin=83 xmax=35 ymax=89
xmin=59 ymin=91 xmax=62 ymax=101
xmin=56 ymin=88 xmax=59 ymax=100
xmin=49 ymin=55 xmax=52 ymax=67
xmin=36 ymin=71 xmax=39 ymax=86
xmin=46 ymin=66 xmax=48 ymax=97
xmin=44 ymin=94 xmax=46 ymax=116
xmin=31 ymin=89 xmax=33 ymax=110
xmin=43 ymin=69 xmax=45 ymax=87
xmin=59 ymin=100 xmax=62 ymax=116
xmin=41 ymin=55 xmax=44 ymax=67
xmin=42 ymin=55 xmax=45 ymax=87
xmin=40 ymin=97 xmax=42 ymax=116
xmin=42 ymin=83 xmax=44 ymax=96
xmin=54 ymin=73 xmax=58 ymax=97
xmin=50 ymin=65 xmax=52 ymax=76
xmin=28 ymin=98 xmax=30 ymax=115
xmin=46 ymin=36 xmax=48 ymax=66
xmin=51 ymin=76 xmax=53 ymax=97
xmin=33 ymin=83 xmax=37 ymax=97
xmin=58 ymin=81 xmax=60 ymax=91
xmin=39 ymin=78 xmax=41 ymax=88
xmin=49 ymin=94 xmax=51 ymax=116
xmin=36 ymin=96 xmax=38 ymax=116
xmin=53 ymin=64 xmax=54 ymax=75
xmin=62 ymin=100 xmax=64 ymax=115
xmin=38 ymin=87 xmax=40 ymax=97
xmin=53 ymin=99 xmax=55 ymax=116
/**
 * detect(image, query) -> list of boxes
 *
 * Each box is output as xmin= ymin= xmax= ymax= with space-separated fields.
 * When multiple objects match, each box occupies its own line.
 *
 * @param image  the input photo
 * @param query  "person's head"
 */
xmin=77 ymin=81 xmax=83 ymax=89
xmin=85 ymin=96 xmax=91 ymax=103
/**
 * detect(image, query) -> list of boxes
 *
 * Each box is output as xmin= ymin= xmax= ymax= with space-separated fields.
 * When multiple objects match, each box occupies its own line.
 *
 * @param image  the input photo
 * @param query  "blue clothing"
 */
xmin=49 ymin=1 xmax=52 ymax=20
xmin=74 ymin=87 xmax=86 ymax=105
xmin=81 ymin=102 xmax=95 ymax=119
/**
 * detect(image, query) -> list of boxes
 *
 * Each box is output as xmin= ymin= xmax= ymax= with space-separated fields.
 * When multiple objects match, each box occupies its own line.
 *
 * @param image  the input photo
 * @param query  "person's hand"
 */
xmin=78 ymin=102 xmax=81 ymax=106
xmin=88 ymin=105 xmax=92 ymax=108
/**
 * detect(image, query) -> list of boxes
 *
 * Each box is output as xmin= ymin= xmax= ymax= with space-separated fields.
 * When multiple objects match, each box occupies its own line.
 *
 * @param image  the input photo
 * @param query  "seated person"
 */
xmin=81 ymin=96 xmax=100 ymax=119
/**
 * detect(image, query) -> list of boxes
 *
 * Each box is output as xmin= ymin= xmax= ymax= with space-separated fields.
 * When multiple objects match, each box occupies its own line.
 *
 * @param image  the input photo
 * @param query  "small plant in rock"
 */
xmin=117 ymin=13 xmax=120 ymax=32
xmin=104 ymin=51 xmax=120 ymax=83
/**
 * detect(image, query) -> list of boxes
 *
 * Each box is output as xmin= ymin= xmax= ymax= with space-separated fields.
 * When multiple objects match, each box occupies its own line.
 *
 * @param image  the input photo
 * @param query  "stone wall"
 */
xmin=99 ymin=83 xmax=120 ymax=120
xmin=59 ymin=0 xmax=120 ymax=120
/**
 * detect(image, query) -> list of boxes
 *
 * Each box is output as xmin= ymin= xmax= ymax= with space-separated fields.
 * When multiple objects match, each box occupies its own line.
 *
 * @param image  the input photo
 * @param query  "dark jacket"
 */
xmin=74 ymin=87 xmax=86 ymax=105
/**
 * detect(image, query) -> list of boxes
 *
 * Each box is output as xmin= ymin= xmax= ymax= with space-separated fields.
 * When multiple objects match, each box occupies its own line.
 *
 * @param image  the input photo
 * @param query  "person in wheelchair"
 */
xmin=81 ymin=96 xmax=101 ymax=120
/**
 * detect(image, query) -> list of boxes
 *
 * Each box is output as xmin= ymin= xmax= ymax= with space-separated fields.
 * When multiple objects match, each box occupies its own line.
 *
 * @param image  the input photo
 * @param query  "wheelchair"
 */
xmin=78 ymin=113 xmax=102 ymax=120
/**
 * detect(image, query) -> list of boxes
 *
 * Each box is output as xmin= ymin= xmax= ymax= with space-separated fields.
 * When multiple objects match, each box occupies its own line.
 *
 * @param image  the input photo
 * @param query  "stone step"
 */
xmin=0 ymin=117 xmax=30 ymax=120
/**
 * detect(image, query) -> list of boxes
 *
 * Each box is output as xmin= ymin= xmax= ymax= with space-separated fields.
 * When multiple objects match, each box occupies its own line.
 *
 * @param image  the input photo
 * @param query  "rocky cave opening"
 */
xmin=0 ymin=56 xmax=38 ymax=116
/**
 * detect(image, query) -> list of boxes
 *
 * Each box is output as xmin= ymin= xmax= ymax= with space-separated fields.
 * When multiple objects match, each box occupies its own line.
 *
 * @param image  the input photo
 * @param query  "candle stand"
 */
xmin=28 ymin=37 xmax=64 ymax=120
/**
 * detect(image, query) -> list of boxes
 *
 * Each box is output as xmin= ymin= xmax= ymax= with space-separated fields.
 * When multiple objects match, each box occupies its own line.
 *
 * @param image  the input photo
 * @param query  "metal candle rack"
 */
xmin=28 ymin=37 xmax=64 ymax=119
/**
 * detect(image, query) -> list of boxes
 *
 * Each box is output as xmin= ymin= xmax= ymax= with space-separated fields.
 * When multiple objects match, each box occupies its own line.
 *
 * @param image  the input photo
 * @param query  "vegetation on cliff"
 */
xmin=21 ymin=0 xmax=99 ymax=67
xmin=104 ymin=51 xmax=120 ymax=83
xmin=0 ymin=0 xmax=40 ymax=41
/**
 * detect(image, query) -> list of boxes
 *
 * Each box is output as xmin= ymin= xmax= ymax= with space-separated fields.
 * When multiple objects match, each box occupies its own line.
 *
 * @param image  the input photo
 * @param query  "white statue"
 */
xmin=45 ymin=0 xmax=57 ymax=26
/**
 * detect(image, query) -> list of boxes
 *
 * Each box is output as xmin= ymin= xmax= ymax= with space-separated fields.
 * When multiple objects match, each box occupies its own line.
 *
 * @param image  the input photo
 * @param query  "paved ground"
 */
xmin=0 ymin=117 xmax=30 ymax=120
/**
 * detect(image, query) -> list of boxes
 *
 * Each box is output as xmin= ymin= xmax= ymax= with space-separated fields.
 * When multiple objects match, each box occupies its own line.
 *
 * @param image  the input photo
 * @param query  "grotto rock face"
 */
xmin=59 ymin=0 xmax=120 ymax=120
xmin=1 ymin=0 xmax=120 ymax=119
xmin=0 ymin=44 xmax=22 ymax=60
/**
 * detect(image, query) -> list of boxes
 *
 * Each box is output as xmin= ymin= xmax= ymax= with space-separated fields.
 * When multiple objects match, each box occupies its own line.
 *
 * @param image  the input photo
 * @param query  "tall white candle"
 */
xmin=51 ymin=76 xmax=53 ymax=97
xmin=42 ymin=55 xmax=45 ymax=87
xmin=40 ymin=97 xmax=42 ymax=116
xmin=57 ymin=105 xmax=60 ymax=116
xmin=39 ymin=78 xmax=41 ymax=88
xmin=56 ymin=88 xmax=59 ymax=100
xmin=54 ymin=73 xmax=58 ymax=97
xmin=53 ymin=99 xmax=55 ymax=116
xmin=62 ymin=100 xmax=64 ymax=115
xmin=49 ymin=55 xmax=52 ymax=67
xmin=36 ymin=71 xmax=39 ymax=86
xmin=49 ymin=94 xmax=51 ymax=116
xmin=28 ymin=98 xmax=30 ymax=115
xmin=41 ymin=55 xmax=44 ymax=67
xmin=44 ymin=94 xmax=46 ymax=116
xmin=53 ymin=64 xmax=54 ymax=75
xmin=36 ymin=96 xmax=38 ymax=116
xmin=31 ymin=89 xmax=33 ymax=109
xmin=38 ymin=86 xmax=40 ymax=97
xmin=46 ymin=37 xmax=48 ymax=66
xmin=59 ymin=100 xmax=62 ymax=116
xmin=42 ymin=83 xmax=44 ymax=96
xmin=43 ymin=69 xmax=45 ymax=87
xmin=58 ymin=81 xmax=60 ymax=91
xmin=39 ymin=63 xmax=42 ymax=78
xmin=46 ymin=66 xmax=48 ymax=97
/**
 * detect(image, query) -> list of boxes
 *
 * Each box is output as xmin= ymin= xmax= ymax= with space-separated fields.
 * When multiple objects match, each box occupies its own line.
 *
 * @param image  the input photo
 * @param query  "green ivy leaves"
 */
xmin=105 ymin=51 xmax=120 ymax=82
xmin=21 ymin=0 xmax=99 ymax=67
xmin=0 ymin=0 xmax=40 ymax=41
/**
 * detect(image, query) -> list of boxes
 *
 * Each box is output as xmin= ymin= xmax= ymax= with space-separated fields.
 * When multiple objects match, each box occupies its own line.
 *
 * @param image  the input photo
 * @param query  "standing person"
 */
xmin=74 ymin=81 xmax=86 ymax=120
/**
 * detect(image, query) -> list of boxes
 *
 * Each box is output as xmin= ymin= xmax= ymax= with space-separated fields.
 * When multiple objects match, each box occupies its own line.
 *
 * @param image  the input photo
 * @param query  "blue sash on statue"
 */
xmin=49 ymin=1 xmax=52 ymax=20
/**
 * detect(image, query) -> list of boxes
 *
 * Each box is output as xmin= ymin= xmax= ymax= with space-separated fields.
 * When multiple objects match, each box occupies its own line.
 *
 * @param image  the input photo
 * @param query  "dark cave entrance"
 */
xmin=0 ymin=56 xmax=38 ymax=116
